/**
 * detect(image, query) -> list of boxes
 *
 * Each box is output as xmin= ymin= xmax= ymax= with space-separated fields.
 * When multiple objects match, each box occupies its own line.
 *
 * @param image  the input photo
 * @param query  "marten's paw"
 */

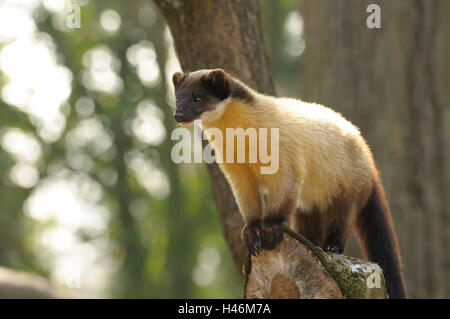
xmin=261 ymin=214 xmax=286 ymax=250
xmin=324 ymin=244 xmax=344 ymax=254
xmin=241 ymin=220 xmax=262 ymax=256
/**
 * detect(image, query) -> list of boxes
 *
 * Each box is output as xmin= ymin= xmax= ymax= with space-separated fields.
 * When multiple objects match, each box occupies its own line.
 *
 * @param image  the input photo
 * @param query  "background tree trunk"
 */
xmin=300 ymin=0 xmax=450 ymax=298
xmin=153 ymin=0 xmax=275 ymax=271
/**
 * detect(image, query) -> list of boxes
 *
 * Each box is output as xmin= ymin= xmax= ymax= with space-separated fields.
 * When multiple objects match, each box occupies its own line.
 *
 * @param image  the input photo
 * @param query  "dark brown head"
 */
xmin=172 ymin=69 xmax=231 ymax=125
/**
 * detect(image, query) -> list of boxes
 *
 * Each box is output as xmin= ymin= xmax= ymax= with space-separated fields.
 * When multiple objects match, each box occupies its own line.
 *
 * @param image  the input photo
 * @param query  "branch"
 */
xmin=244 ymin=228 xmax=388 ymax=299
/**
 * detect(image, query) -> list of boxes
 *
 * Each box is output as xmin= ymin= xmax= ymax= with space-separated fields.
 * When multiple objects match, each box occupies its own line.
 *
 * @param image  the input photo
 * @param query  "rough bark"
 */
xmin=245 ymin=229 xmax=388 ymax=299
xmin=300 ymin=0 xmax=450 ymax=298
xmin=153 ymin=0 xmax=275 ymax=270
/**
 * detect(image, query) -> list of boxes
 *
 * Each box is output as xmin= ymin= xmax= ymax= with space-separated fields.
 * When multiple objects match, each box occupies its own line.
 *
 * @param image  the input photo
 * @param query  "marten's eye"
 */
xmin=192 ymin=96 xmax=202 ymax=104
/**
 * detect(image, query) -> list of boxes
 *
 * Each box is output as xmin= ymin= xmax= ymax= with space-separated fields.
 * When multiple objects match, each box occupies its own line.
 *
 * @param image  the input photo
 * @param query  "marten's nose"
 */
xmin=173 ymin=112 xmax=184 ymax=122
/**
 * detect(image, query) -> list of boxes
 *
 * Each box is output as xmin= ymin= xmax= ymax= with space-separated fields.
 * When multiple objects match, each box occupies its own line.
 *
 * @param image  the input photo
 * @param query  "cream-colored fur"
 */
xmin=201 ymin=92 xmax=375 ymax=224
xmin=200 ymin=97 xmax=231 ymax=124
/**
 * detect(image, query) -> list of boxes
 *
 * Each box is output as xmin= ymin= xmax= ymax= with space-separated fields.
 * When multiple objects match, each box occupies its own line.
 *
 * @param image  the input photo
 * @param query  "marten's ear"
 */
xmin=172 ymin=72 xmax=184 ymax=88
xmin=203 ymin=69 xmax=231 ymax=100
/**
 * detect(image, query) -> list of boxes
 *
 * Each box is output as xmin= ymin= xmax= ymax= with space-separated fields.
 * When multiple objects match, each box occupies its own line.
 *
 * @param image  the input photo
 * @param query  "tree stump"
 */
xmin=244 ymin=228 xmax=388 ymax=299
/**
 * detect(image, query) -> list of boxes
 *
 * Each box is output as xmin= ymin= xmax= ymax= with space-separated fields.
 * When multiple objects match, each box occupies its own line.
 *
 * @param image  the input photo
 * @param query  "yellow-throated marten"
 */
xmin=171 ymin=69 xmax=406 ymax=298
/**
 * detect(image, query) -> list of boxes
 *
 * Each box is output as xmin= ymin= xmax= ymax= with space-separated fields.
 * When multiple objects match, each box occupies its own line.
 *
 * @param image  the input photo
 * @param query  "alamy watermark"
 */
xmin=366 ymin=264 xmax=382 ymax=289
xmin=333 ymin=259 xmax=382 ymax=290
xmin=67 ymin=1 xmax=81 ymax=29
xmin=171 ymin=120 xmax=280 ymax=175
xmin=366 ymin=4 xmax=381 ymax=29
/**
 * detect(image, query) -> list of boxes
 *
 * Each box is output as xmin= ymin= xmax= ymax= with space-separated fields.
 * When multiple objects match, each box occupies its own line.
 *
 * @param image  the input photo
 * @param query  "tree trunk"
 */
xmin=300 ymin=0 xmax=450 ymax=298
xmin=153 ymin=0 xmax=275 ymax=270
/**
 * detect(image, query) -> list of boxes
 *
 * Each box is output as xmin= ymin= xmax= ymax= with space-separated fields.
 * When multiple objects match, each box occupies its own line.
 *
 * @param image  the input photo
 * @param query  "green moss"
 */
xmin=245 ymin=229 xmax=389 ymax=299
xmin=319 ymin=251 xmax=388 ymax=299
xmin=282 ymin=228 xmax=388 ymax=298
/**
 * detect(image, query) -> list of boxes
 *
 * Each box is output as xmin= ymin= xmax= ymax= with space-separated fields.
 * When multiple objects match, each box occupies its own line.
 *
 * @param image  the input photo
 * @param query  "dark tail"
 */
xmin=355 ymin=175 xmax=407 ymax=299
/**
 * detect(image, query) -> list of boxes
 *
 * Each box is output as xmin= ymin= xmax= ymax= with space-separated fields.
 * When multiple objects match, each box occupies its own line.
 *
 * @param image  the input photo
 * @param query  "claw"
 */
xmin=324 ymin=244 xmax=344 ymax=254
xmin=242 ymin=221 xmax=263 ymax=256
xmin=250 ymin=245 xmax=259 ymax=257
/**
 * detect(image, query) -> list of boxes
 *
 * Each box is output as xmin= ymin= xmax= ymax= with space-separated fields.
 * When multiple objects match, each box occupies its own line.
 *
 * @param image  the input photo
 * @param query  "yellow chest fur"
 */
xmin=201 ymin=97 xmax=374 ymax=212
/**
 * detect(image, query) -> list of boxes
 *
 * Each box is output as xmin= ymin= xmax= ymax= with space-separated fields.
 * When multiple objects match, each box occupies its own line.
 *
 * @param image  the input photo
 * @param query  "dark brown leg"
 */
xmin=261 ymin=214 xmax=286 ymax=249
xmin=241 ymin=219 xmax=263 ymax=256
xmin=294 ymin=207 xmax=327 ymax=248
xmin=294 ymin=198 xmax=353 ymax=253
xmin=261 ymin=197 xmax=296 ymax=250
xmin=324 ymin=228 xmax=349 ymax=254
xmin=323 ymin=198 xmax=353 ymax=253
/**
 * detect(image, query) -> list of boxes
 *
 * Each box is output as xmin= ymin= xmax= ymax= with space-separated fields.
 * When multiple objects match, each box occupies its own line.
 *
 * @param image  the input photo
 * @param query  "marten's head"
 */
xmin=172 ymin=69 xmax=231 ymax=125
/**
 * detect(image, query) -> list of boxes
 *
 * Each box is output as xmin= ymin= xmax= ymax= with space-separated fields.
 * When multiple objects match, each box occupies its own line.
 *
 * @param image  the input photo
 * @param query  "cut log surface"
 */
xmin=244 ymin=229 xmax=388 ymax=299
